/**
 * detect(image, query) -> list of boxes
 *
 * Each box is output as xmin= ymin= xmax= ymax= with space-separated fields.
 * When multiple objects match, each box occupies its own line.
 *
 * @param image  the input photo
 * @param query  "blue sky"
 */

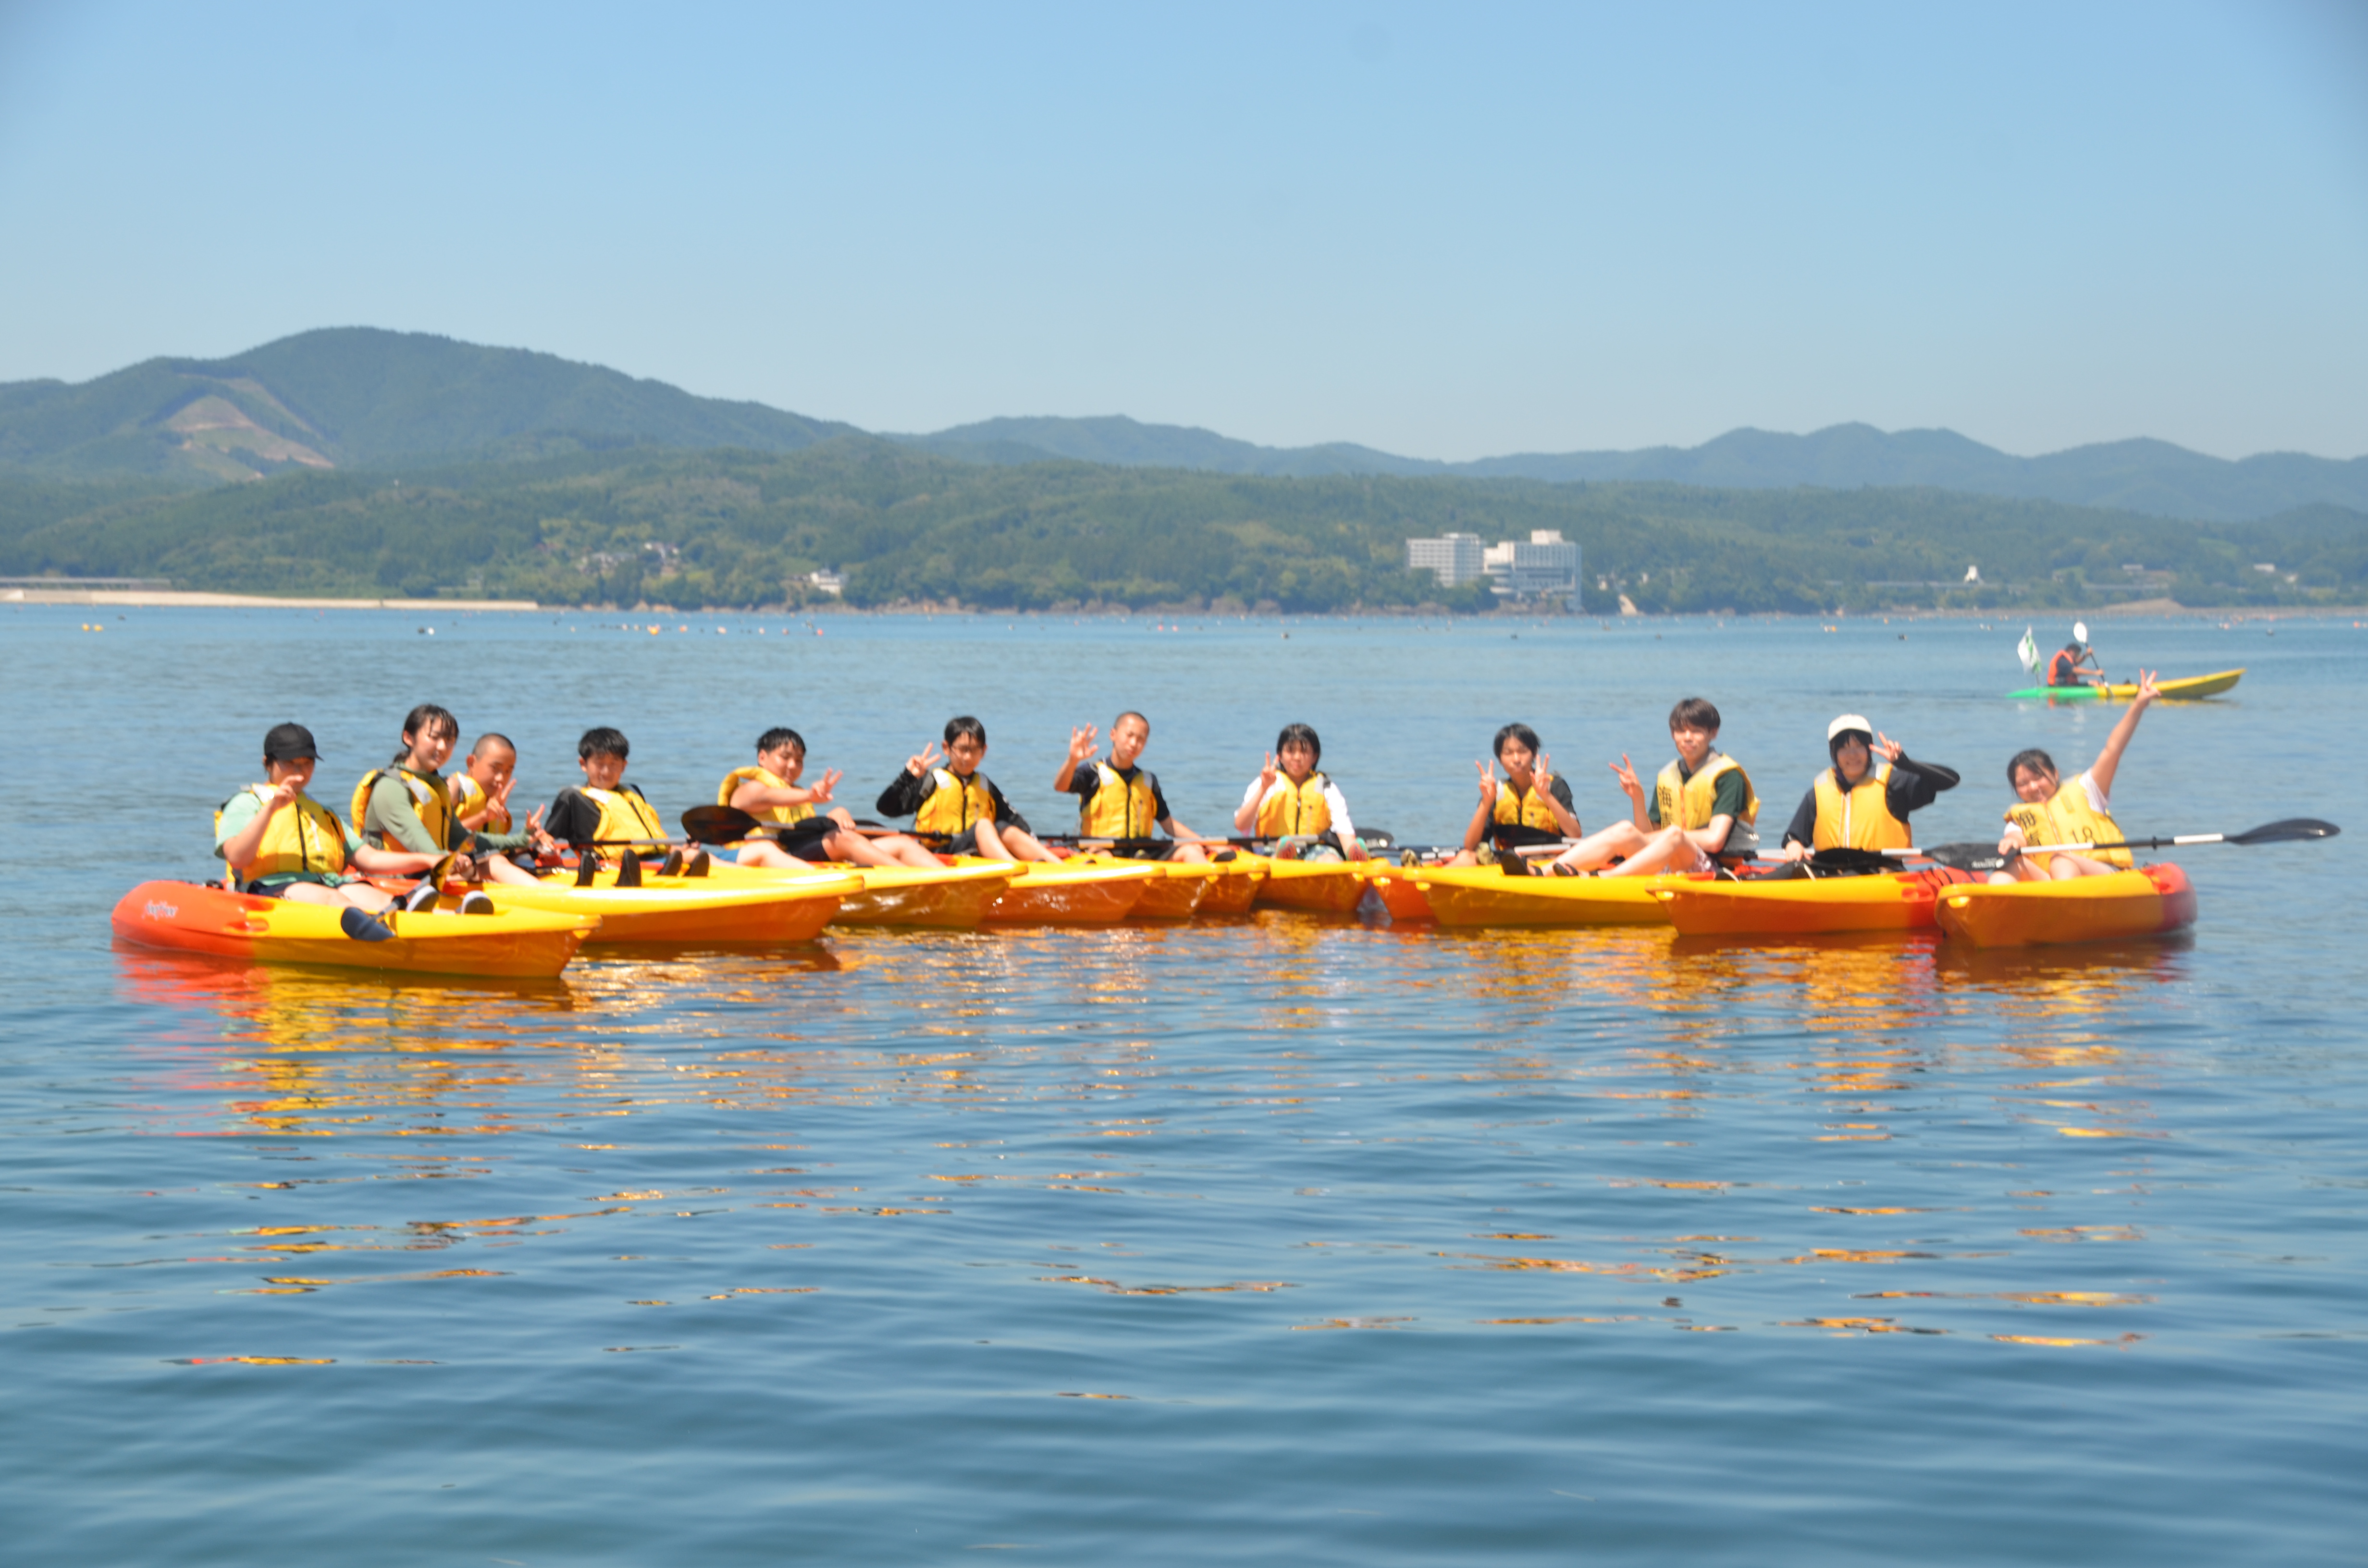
xmin=1 ymin=1 xmax=2362 ymax=460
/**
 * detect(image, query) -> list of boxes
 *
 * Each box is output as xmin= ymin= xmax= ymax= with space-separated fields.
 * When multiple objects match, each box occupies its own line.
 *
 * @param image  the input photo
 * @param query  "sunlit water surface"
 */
xmin=3 ymin=606 xmax=2362 ymax=1564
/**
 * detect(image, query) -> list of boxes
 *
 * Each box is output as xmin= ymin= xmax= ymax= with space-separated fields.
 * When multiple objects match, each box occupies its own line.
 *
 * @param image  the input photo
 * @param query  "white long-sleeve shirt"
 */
xmin=1239 ymin=775 xmax=1355 ymax=842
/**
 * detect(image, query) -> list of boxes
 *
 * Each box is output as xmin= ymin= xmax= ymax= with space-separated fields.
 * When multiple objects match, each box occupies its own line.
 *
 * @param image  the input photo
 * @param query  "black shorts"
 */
xmin=941 ymin=820 xmax=1026 ymax=857
xmin=772 ymin=818 xmax=839 ymax=863
xmin=1489 ymin=823 xmax=1565 ymax=852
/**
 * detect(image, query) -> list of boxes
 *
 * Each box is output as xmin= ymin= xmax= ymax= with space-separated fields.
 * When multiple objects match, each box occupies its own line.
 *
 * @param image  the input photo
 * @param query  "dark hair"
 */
xmin=1492 ymin=722 xmax=1542 ymax=759
xmin=2007 ymin=747 xmax=2059 ymax=786
xmin=1275 ymin=722 xmax=1321 ymax=764
xmin=469 ymin=733 xmax=515 ymax=759
xmin=944 ymin=715 xmax=987 ymax=746
xmin=1668 ymin=697 xmax=1721 ymax=733
xmin=757 ymin=727 xmax=806 ymax=757
xmin=1113 ymin=710 xmax=1149 ymax=731
xmin=395 ymin=703 xmax=458 ymax=762
xmin=262 ymin=721 xmax=320 ymax=762
xmin=578 ymin=726 xmax=630 ymax=760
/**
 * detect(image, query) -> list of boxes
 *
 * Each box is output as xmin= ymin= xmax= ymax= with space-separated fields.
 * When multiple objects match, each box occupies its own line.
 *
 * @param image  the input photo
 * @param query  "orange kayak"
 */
xmin=1652 ymin=866 xmax=1978 ymax=936
xmin=1196 ymin=853 xmax=1268 ymax=915
xmin=1937 ymin=864 xmax=2197 ymax=947
xmin=1358 ymin=861 xmax=1434 ymax=921
xmin=968 ymin=859 xmax=1157 ymax=923
xmin=111 ymin=880 xmax=596 ymax=978
xmin=1414 ymin=864 xmax=1676 ymax=927
xmin=1255 ymin=858 xmax=1367 ymax=914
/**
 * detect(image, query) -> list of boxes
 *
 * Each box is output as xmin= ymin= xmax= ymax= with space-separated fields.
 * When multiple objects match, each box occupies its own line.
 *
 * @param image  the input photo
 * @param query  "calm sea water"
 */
xmin=3 ymin=605 xmax=2362 ymax=1565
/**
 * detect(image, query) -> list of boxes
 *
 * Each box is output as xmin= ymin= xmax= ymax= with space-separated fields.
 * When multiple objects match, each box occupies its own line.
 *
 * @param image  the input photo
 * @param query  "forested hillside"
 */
xmin=3 ymin=438 xmax=2358 ymax=613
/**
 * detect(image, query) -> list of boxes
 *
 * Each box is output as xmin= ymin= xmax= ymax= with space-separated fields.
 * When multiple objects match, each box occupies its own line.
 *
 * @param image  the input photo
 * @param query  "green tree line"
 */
xmin=1 ymin=438 xmax=2359 ymax=612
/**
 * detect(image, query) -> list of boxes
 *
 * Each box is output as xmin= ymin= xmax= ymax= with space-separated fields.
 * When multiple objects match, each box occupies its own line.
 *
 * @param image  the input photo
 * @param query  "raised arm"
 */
xmin=1460 ymin=759 xmax=1498 ymax=852
xmin=2088 ymin=672 xmax=2158 ymax=799
xmin=1053 ymin=725 xmax=1098 ymax=793
xmin=1232 ymin=753 xmax=1280 ymax=833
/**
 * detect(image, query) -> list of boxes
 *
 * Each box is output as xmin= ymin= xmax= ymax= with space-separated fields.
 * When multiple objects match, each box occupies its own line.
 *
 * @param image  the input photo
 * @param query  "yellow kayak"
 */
xmin=2006 ymin=668 xmax=2243 ymax=701
xmin=959 ymin=858 xmax=1157 ymax=923
xmin=485 ymin=865 xmax=860 ymax=943
xmin=1414 ymin=864 xmax=1675 ymax=927
xmin=706 ymin=858 xmax=1016 ymax=928
xmin=1057 ymin=854 xmax=1214 ymax=919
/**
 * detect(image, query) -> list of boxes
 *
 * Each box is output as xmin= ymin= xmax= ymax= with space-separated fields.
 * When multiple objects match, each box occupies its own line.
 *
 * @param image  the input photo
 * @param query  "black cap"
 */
xmin=262 ymin=722 xmax=321 ymax=761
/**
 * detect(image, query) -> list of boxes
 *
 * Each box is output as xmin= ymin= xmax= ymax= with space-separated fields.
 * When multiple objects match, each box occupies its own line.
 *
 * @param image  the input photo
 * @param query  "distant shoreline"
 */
xmin=7 ymin=587 xmax=2359 ymax=620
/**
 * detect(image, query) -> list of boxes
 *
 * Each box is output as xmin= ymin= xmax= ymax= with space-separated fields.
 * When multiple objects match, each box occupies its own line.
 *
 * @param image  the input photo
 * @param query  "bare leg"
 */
xmin=278 ymin=881 xmax=398 ymax=914
xmin=824 ymin=828 xmax=906 ymax=867
xmin=2050 ymin=851 xmax=2119 ymax=880
xmin=483 ymin=855 xmax=543 ymax=887
xmin=1169 ymin=842 xmax=1209 ymax=865
xmin=1550 ymin=821 xmax=1652 ymax=873
xmin=735 ymin=840 xmax=799 ymax=869
xmin=977 ymin=821 xmax=1060 ymax=863
xmin=1598 ymin=826 xmax=1709 ymax=878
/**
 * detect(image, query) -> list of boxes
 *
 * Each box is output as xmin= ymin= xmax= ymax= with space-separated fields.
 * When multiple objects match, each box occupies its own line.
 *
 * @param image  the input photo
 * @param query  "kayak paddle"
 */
xmin=1913 ymin=818 xmax=2339 ymax=874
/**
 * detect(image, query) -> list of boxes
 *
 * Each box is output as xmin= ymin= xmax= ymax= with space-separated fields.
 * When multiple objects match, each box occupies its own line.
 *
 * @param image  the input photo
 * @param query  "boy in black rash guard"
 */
xmin=876 ymin=716 xmax=1058 ymax=862
xmin=1776 ymin=714 xmax=1960 ymax=859
xmin=547 ymin=726 xmax=804 ymax=870
xmin=1052 ymin=711 xmax=1210 ymax=862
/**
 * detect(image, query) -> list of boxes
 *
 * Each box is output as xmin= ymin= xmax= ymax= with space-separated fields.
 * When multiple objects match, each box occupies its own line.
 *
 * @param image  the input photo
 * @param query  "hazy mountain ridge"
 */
xmin=1 ymin=329 xmax=2362 ymax=522
xmin=903 ymin=416 xmax=2368 ymax=523
xmin=0 ymin=328 xmax=858 ymax=483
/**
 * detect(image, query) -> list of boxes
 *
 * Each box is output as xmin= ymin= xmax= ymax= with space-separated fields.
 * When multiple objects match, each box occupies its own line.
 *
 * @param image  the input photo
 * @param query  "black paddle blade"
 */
xmin=1806 ymin=847 xmax=1901 ymax=875
xmin=615 ymin=853 xmax=643 ymax=889
xmin=1916 ymin=842 xmax=2008 ymax=872
xmin=339 ymin=906 xmax=397 ymax=943
xmin=2230 ymin=818 xmax=2340 ymax=846
xmin=573 ymin=852 xmax=601 ymax=887
xmin=680 ymin=804 xmax=761 ymax=844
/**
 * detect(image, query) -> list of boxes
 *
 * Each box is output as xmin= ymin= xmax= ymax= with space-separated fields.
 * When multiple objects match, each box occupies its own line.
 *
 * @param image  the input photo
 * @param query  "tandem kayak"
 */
xmin=1652 ymin=866 xmax=1979 ymax=936
xmin=1414 ymin=864 xmax=1676 ymax=927
xmin=968 ymin=859 xmax=1158 ymax=923
xmin=484 ymin=865 xmax=860 ymax=943
xmin=111 ymin=880 xmax=598 ymax=978
xmin=2006 ymin=668 xmax=2243 ymax=702
xmin=1936 ymin=864 xmax=2197 ymax=948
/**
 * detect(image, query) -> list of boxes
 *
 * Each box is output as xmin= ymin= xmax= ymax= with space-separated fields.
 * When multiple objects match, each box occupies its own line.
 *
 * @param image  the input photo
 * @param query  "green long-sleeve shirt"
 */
xmin=363 ymin=772 xmax=537 ymax=856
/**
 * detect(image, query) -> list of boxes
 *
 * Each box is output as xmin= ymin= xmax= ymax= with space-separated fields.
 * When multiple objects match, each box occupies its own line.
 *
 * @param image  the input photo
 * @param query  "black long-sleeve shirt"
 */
xmin=1781 ymin=753 xmax=1960 ymax=848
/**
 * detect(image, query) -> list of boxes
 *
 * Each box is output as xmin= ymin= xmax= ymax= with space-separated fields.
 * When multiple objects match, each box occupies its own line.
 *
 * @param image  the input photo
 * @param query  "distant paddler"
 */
xmin=876 ymin=716 xmax=1059 ymax=862
xmin=1991 ymin=672 xmax=2159 ymax=883
xmin=1233 ymin=722 xmax=1367 ymax=860
xmin=2047 ymin=622 xmax=2106 ymax=689
xmin=719 ymin=726 xmax=942 ymax=868
xmin=1776 ymin=714 xmax=1959 ymax=861
xmin=1446 ymin=723 xmax=1580 ymax=868
xmin=1548 ymin=697 xmax=1759 ymax=876
xmin=1053 ymin=711 xmax=1211 ymax=861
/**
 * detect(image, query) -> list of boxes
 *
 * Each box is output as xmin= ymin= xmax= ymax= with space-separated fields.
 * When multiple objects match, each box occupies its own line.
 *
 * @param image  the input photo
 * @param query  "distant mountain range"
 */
xmin=1 ymin=328 xmax=2361 ymax=523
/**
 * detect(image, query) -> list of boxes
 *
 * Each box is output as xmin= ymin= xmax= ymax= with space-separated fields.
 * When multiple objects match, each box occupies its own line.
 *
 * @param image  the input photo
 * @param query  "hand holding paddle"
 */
xmin=1919 ymin=818 xmax=2337 ymax=874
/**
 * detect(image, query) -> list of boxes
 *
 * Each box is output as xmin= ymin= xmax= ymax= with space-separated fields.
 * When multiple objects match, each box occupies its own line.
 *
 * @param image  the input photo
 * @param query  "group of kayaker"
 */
xmin=213 ymin=673 xmax=2164 ymax=926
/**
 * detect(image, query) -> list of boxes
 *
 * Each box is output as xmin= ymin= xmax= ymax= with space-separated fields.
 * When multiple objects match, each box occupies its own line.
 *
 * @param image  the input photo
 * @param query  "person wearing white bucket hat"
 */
xmin=1776 ymin=714 xmax=1960 ymax=860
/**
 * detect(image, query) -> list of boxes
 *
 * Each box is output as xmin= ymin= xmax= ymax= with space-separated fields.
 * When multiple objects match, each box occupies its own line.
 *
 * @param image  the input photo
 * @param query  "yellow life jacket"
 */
xmin=1080 ymin=763 xmax=1160 ymax=838
xmin=451 ymin=773 xmax=511 ymax=834
xmin=575 ymin=784 xmax=667 ymax=847
xmin=913 ymin=768 xmax=997 ymax=836
xmin=2004 ymin=773 xmax=2132 ymax=871
xmin=1256 ymin=772 xmax=1332 ymax=838
xmin=1491 ymin=777 xmax=1564 ymax=833
xmin=349 ymin=766 xmax=453 ymax=849
xmin=717 ymin=765 xmax=814 ymax=825
xmin=217 ymin=785 xmax=349 ymax=881
xmin=1812 ymin=761 xmax=1910 ymax=851
xmin=1656 ymin=754 xmax=1759 ymax=832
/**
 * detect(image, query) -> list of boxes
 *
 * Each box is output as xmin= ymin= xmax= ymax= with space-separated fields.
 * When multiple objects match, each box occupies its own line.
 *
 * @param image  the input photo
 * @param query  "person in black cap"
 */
xmin=1776 ymin=713 xmax=1959 ymax=859
xmin=214 ymin=723 xmax=447 ymax=928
